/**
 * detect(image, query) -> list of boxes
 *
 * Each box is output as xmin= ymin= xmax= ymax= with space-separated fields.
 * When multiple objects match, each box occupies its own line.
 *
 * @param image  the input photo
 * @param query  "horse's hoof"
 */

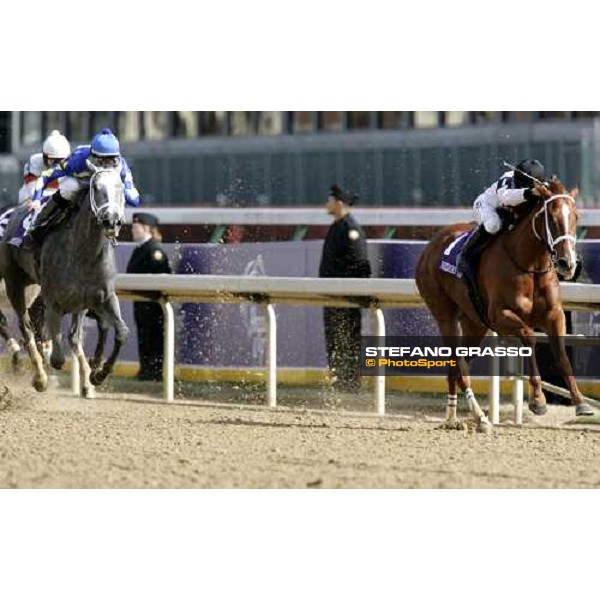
xmin=437 ymin=420 xmax=467 ymax=431
xmin=528 ymin=402 xmax=548 ymax=416
xmin=89 ymin=369 xmax=107 ymax=387
xmin=32 ymin=377 xmax=48 ymax=393
xmin=81 ymin=386 xmax=96 ymax=400
xmin=50 ymin=358 xmax=65 ymax=371
xmin=477 ymin=419 xmax=494 ymax=435
xmin=576 ymin=404 xmax=595 ymax=417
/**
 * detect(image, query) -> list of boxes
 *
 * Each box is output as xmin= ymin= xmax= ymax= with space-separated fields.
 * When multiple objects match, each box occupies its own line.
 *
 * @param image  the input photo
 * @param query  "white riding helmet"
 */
xmin=42 ymin=130 xmax=71 ymax=160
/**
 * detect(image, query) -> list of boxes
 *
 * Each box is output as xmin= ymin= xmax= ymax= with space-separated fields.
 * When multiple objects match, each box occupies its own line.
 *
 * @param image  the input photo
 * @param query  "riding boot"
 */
xmin=457 ymin=225 xmax=491 ymax=287
xmin=22 ymin=196 xmax=67 ymax=250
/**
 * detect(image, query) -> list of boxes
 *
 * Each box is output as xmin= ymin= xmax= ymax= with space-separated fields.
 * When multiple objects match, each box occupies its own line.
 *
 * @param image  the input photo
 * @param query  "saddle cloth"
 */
xmin=0 ymin=206 xmax=16 ymax=240
xmin=439 ymin=229 xmax=475 ymax=278
xmin=1 ymin=199 xmax=49 ymax=247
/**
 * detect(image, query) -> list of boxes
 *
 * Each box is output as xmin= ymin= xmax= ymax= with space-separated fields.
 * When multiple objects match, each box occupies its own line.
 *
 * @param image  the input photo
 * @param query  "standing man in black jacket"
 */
xmin=126 ymin=213 xmax=172 ymax=381
xmin=319 ymin=185 xmax=371 ymax=392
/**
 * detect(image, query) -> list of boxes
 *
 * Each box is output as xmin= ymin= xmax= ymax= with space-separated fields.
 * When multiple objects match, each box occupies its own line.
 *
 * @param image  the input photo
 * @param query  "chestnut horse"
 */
xmin=416 ymin=176 xmax=594 ymax=433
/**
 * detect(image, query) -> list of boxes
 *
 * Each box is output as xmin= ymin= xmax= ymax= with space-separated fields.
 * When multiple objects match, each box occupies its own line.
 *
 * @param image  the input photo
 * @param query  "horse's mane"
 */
xmin=64 ymin=188 xmax=92 ymax=224
xmin=73 ymin=187 xmax=90 ymax=209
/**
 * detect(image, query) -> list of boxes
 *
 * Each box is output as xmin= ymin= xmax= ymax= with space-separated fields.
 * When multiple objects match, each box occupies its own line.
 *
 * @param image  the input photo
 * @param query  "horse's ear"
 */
xmin=86 ymin=158 xmax=99 ymax=174
xmin=571 ymin=187 xmax=579 ymax=200
xmin=551 ymin=174 xmax=559 ymax=183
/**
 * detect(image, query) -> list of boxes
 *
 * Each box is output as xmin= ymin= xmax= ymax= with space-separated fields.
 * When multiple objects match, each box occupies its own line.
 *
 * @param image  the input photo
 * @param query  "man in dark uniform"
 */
xmin=126 ymin=213 xmax=172 ymax=381
xmin=319 ymin=185 xmax=371 ymax=392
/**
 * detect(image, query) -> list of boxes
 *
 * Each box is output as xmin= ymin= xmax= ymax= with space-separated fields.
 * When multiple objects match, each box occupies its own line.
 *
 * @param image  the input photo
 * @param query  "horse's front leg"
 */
xmin=44 ymin=305 xmax=65 ymax=372
xmin=545 ymin=309 xmax=594 ymax=417
xmin=89 ymin=312 xmax=108 ymax=371
xmin=520 ymin=334 xmax=547 ymax=416
xmin=90 ymin=293 xmax=128 ymax=386
xmin=491 ymin=307 xmax=546 ymax=415
xmin=68 ymin=311 xmax=94 ymax=399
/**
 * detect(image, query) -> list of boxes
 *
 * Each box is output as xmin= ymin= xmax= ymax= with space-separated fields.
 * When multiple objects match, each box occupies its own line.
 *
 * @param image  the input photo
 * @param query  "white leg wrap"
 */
xmin=42 ymin=340 xmax=52 ymax=362
xmin=465 ymin=387 xmax=489 ymax=422
xmin=6 ymin=338 xmax=20 ymax=354
xmin=446 ymin=394 xmax=458 ymax=421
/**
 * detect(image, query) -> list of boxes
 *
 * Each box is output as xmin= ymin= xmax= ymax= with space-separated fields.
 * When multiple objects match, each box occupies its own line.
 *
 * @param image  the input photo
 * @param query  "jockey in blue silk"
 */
xmin=24 ymin=128 xmax=141 ymax=247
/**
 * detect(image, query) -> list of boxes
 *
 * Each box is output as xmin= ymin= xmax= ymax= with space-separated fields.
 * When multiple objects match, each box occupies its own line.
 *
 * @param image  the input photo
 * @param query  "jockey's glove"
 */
xmin=524 ymin=188 xmax=541 ymax=202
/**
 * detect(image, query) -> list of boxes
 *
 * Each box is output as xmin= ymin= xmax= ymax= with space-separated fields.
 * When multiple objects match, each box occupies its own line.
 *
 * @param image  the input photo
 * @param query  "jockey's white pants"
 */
xmin=473 ymin=199 xmax=501 ymax=234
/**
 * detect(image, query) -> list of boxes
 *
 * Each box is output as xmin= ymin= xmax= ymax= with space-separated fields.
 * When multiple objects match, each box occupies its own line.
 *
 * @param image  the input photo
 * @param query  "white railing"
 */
xmin=124 ymin=207 xmax=600 ymax=227
xmin=96 ymin=275 xmax=600 ymax=424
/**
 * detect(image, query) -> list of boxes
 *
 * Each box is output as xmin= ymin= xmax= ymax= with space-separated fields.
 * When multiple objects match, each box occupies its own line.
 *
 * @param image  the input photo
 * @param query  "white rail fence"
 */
xmin=125 ymin=207 xmax=600 ymax=227
xmin=95 ymin=275 xmax=600 ymax=424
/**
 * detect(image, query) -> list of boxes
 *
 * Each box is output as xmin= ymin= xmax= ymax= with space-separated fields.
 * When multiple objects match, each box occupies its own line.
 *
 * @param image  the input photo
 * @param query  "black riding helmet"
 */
xmin=514 ymin=159 xmax=545 ymax=189
xmin=329 ymin=184 xmax=359 ymax=206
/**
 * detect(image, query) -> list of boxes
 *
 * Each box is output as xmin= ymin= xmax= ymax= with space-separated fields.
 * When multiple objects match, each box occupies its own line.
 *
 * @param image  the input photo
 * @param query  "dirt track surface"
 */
xmin=1 ymin=380 xmax=600 ymax=488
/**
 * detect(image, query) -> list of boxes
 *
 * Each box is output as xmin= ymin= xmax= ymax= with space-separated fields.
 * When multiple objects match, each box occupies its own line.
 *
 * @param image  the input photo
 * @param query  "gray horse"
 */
xmin=0 ymin=205 xmax=47 ymax=371
xmin=0 ymin=166 xmax=129 ymax=397
xmin=0 ymin=283 xmax=25 ymax=370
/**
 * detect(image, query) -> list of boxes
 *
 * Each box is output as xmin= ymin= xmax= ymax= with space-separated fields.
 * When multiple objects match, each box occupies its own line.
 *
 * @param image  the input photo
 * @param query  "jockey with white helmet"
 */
xmin=23 ymin=128 xmax=141 ymax=247
xmin=18 ymin=130 xmax=71 ymax=204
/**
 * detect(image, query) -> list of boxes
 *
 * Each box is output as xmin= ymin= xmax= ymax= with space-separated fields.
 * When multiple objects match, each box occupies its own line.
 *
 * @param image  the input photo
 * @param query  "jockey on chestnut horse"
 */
xmin=416 ymin=159 xmax=594 ymax=433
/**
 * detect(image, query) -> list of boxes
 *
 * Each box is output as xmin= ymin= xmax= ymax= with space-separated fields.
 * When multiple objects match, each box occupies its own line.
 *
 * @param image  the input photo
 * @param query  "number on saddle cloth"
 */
xmin=439 ymin=230 xmax=474 ymax=277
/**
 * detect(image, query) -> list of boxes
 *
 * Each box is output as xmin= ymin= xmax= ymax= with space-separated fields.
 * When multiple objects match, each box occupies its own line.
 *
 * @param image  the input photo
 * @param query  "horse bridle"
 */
xmin=532 ymin=194 xmax=577 ymax=254
xmin=88 ymin=168 xmax=125 ymax=219
xmin=503 ymin=193 xmax=577 ymax=275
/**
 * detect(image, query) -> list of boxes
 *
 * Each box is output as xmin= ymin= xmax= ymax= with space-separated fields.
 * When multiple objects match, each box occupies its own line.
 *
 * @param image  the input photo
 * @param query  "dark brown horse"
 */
xmin=416 ymin=176 xmax=594 ymax=433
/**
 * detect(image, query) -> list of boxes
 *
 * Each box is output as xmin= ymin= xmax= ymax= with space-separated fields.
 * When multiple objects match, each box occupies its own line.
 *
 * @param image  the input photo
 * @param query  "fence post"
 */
xmin=160 ymin=298 xmax=175 ymax=403
xmin=71 ymin=353 xmax=80 ymax=395
xmin=264 ymin=303 xmax=277 ymax=408
xmin=512 ymin=373 xmax=524 ymax=425
xmin=372 ymin=306 xmax=386 ymax=416
xmin=489 ymin=332 xmax=500 ymax=424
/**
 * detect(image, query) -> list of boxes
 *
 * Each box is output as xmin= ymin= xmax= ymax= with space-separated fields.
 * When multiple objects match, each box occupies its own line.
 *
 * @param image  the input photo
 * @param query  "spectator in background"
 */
xmin=126 ymin=213 xmax=172 ymax=381
xmin=319 ymin=185 xmax=371 ymax=392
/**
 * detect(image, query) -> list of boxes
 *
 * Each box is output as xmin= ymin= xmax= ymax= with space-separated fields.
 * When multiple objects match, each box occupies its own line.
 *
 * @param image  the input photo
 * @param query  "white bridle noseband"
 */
xmin=88 ymin=168 xmax=125 ymax=219
xmin=532 ymin=194 xmax=577 ymax=253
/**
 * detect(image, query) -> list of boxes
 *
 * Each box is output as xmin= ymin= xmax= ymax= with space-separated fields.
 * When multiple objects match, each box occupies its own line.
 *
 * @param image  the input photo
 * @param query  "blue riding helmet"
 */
xmin=91 ymin=128 xmax=120 ymax=157
xmin=90 ymin=128 xmax=121 ymax=169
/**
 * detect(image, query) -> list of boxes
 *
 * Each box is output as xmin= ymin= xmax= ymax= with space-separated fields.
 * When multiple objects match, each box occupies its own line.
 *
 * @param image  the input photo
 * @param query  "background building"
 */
xmin=1 ymin=111 xmax=600 ymax=207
